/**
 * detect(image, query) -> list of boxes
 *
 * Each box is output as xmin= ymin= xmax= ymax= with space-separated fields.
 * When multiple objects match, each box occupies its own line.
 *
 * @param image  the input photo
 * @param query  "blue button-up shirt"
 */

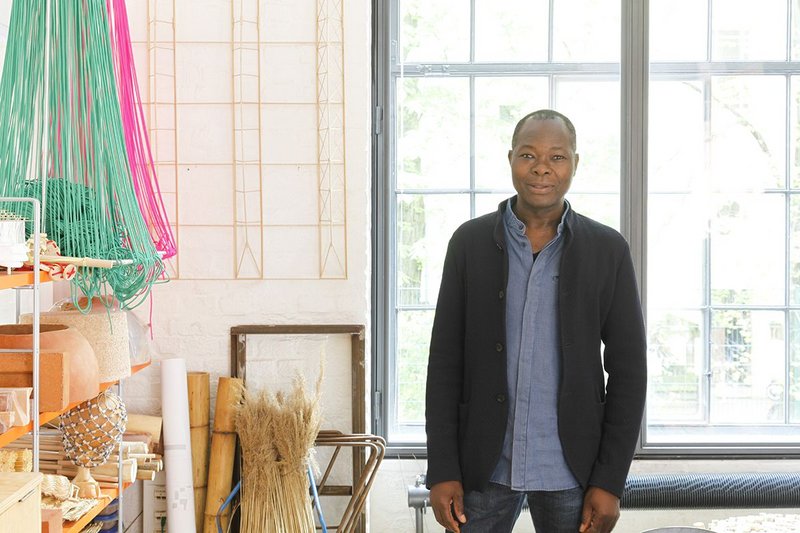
xmin=490 ymin=199 xmax=580 ymax=491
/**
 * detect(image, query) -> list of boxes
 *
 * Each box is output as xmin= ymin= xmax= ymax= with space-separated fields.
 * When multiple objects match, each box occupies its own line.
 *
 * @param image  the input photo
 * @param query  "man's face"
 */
xmin=508 ymin=118 xmax=579 ymax=217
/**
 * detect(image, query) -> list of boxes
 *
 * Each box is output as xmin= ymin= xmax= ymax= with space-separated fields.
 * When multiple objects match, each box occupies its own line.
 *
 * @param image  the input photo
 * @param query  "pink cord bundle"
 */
xmin=107 ymin=0 xmax=176 ymax=260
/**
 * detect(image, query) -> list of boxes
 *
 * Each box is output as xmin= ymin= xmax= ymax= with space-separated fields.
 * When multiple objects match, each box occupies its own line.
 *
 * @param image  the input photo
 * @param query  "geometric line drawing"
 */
xmin=147 ymin=0 xmax=180 ymax=278
xmin=232 ymin=0 xmax=264 ymax=279
xmin=317 ymin=0 xmax=348 ymax=279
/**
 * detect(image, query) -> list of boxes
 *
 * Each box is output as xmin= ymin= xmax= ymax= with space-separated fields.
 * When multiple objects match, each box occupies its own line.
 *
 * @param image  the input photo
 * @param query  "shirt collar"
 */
xmin=504 ymin=197 xmax=571 ymax=238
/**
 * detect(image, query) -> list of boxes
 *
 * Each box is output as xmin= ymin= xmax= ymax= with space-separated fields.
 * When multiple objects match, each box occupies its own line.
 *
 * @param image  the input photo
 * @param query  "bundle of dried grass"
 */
xmin=0 ymin=450 xmax=15 ymax=472
xmin=236 ymin=374 xmax=322 ymax=533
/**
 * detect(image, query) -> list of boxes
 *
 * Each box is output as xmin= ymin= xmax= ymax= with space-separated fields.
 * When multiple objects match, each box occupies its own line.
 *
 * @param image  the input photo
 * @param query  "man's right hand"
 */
xmin=430 ymin=480 xmax=467 ymax=532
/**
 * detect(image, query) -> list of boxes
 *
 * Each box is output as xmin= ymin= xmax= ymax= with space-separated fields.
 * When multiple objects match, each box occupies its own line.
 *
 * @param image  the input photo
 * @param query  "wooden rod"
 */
xmin=187 ymin=371 xmax=210 ymax=533
xmin=203 ymin=377 xmax=243 ymax=533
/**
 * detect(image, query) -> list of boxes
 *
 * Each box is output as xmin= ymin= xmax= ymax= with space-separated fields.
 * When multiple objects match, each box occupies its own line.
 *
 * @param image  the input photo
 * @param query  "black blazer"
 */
xmin=425 ymin=199 xmax=647 ymax=498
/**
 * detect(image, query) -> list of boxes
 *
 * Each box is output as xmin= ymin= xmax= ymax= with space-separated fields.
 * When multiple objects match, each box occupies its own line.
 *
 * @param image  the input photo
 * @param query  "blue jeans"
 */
xmin=458 ymin=483 xmax=584 ymax=533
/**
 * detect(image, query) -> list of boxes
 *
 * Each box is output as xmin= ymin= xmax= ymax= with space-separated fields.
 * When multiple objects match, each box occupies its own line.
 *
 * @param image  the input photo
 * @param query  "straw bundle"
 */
xmin=0 ymin=449 xmax=16 ymax=472
xmin=0 ymin=448 xmax=31 ymax=472
xmin=235 ymin=375 xmax=322 ymax=533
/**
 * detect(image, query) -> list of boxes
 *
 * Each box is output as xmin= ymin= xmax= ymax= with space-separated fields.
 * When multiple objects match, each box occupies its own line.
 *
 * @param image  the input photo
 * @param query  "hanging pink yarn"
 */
xmin=107 ymin=0 xmax=177 ymax=260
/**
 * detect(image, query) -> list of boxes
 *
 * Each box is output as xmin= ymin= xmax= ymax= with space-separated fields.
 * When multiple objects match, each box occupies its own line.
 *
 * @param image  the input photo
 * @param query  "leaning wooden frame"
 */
xmin=230 ymin=324 xmax=373 ymax=533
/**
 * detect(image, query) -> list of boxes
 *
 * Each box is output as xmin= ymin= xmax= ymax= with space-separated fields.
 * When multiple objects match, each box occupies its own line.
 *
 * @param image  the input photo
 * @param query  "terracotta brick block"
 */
xmin=0 ymin=352 xmax=69 ymax=412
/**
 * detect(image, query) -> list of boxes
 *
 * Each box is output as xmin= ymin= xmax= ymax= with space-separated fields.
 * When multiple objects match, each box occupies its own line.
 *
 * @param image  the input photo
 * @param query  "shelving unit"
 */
xmin=62 ymin=482 xmax=132 ymax=533
xmin=0 ymin=361 xmax=151 ymax=447
xmin=1 ymin=267 xmax=150 ymax=531
xmin=0 ymin=359 xmax=150 ymax=530
xmin=0 ymin=271 xmax=49 ymax=291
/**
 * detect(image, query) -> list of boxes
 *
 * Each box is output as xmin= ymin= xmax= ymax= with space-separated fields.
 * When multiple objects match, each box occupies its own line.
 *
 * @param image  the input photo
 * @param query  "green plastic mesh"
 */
xmin=0 ymin=0 xmax=165 ymax=309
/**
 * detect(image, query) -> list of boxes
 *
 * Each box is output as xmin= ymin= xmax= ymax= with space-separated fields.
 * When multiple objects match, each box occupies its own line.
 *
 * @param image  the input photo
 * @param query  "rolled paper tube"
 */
xmin=161 ymin=358 xmax=196 ymax=532
xmin=203 ymin=377 xmax=243 ymax=533
xmin=187 ymin=371 xmax=210 ymax=533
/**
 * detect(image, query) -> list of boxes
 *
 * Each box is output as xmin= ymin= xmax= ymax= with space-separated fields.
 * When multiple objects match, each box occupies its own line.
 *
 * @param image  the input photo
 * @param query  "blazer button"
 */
xmin=496 ymin=394 xmax=506 ymax=403
xmin=498 ymin=289 xmax=505 ymax=299
xmin=495 ymin=343 xmax=503 ymax=352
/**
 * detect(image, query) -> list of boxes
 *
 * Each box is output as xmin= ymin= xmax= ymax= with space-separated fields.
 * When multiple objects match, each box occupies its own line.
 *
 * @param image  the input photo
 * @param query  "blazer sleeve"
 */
xmin=425 ymin=233 xmax=467 ymax=488
xmin=589 ymin=241 xmax=647 ymax=497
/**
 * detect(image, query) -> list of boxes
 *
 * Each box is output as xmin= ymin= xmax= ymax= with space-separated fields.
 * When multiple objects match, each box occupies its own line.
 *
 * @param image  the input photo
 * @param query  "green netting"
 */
xmin=0 ymin=0 xmax=164 ymax=310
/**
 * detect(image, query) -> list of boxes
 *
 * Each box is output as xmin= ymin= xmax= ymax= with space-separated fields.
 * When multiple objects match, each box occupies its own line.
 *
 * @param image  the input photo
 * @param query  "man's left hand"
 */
xmin=579 ymin=486 xmax=620 ymax=533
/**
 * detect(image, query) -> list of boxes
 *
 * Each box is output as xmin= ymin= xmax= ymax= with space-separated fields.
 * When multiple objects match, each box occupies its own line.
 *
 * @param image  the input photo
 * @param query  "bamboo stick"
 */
xmin=203 ymin=377 xmax=243 ymax=533
xmin=37 ymin=254 xmax=115 ymax=268
xmin=188 ymin=371 xmax=210 ymax=533
xmin=138 ymin=459 xmax=164 ymax=471
xmin=136 ymin=469 xmax=156 ymax=481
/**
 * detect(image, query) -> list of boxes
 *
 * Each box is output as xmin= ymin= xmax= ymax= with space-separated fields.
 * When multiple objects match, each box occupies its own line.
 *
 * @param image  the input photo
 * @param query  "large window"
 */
xmin=645 ymin=0 xmax=800 ymax=451
xmin=373 ymin=0 xmax=800 ymax=454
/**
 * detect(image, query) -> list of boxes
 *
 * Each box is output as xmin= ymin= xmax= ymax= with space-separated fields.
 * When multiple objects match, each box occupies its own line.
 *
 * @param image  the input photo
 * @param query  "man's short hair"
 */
xmin=511 ymin=109 xmax=577 ymax=151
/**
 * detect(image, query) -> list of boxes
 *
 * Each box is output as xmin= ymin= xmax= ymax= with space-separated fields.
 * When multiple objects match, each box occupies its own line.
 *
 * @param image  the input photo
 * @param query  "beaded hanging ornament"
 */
xmin=59 ymin=390 xmax=127 ymax=498
xmin=0 ymin=0 xmax=165 ymax=310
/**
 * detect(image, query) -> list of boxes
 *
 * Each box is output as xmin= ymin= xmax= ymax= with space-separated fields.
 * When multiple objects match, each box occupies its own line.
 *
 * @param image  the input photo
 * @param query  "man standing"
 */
xmin=425 ymin=110 xmax=647 ymax=533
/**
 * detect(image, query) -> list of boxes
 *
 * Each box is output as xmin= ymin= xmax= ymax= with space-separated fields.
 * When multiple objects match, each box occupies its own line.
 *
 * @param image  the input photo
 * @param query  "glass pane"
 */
xmin=790 ymin=196 xmax=800 ymax=304
xmin=795 ymin=0 xmax=800 ymax=61
xmin=474 ymin=77 xmax=550 ymax=189
xmin=552 ymin=0 xmax=620 ymax=62
xmin=399 ymin=0 xmax=469 ymax=63
xmin=790 ymin=311 xmax=800 ymax=423
xmin=649 ymin=194 xmax=706 ymax=308
xmin=397 ymin=78 xmax=470 ymax=190
xmin=565 ymin=193 xmax=619 ymax=229
xmin=395 ymin=309 xmax=434 ymax=425
xmin=647 ymin=309 xmax=705 ymax=424
xmin=474 ymin=0 xmax=548 ymax=62
xmin=396 ymin=194 xmax=470 ymax=307
xmin=710 ymin=194 xmax=784 ymax=305
xmin=710 ymin=310 xmax=785 ymax=424
xmin=792 ymin=77 xmax=800 ymax=188
xmin=555 ymin=79 xmax=620 ymax=194
xmin=710 ymin=76 xmax=786 ymax=191
xmin=650 ymin=0 xmax=708 ymax=61
xmin=649 ymin=80 xmax=705 ymax=193
xmin=711 ymin=0 xmax=787 ymax=61
xmin=475 ymin=193 xmax=513 ymax=218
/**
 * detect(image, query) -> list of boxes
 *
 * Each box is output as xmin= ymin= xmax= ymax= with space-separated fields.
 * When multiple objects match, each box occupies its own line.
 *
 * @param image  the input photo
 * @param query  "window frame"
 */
xmin=372 ymin=0 xmax=800 ymax=457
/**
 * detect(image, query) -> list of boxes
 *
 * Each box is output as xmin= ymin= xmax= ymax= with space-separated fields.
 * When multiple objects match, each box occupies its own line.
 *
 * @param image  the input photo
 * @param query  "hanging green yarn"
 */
xmin=0 ymin=0 xmax=165 ymax=309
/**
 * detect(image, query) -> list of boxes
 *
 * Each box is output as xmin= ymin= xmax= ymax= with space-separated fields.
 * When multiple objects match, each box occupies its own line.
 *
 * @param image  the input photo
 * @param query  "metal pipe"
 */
xmin=408 ymin=471 xmax=800 ymax=529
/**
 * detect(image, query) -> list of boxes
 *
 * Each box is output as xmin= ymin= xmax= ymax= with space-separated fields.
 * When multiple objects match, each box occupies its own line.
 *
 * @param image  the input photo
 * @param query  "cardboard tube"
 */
xmin=203 ymin=377 xmax=243 ymax=533
xmin=161 ymin=358 xmax=197 ymax=532
xmin=188 ymin=371 xmax=210 ymax=533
